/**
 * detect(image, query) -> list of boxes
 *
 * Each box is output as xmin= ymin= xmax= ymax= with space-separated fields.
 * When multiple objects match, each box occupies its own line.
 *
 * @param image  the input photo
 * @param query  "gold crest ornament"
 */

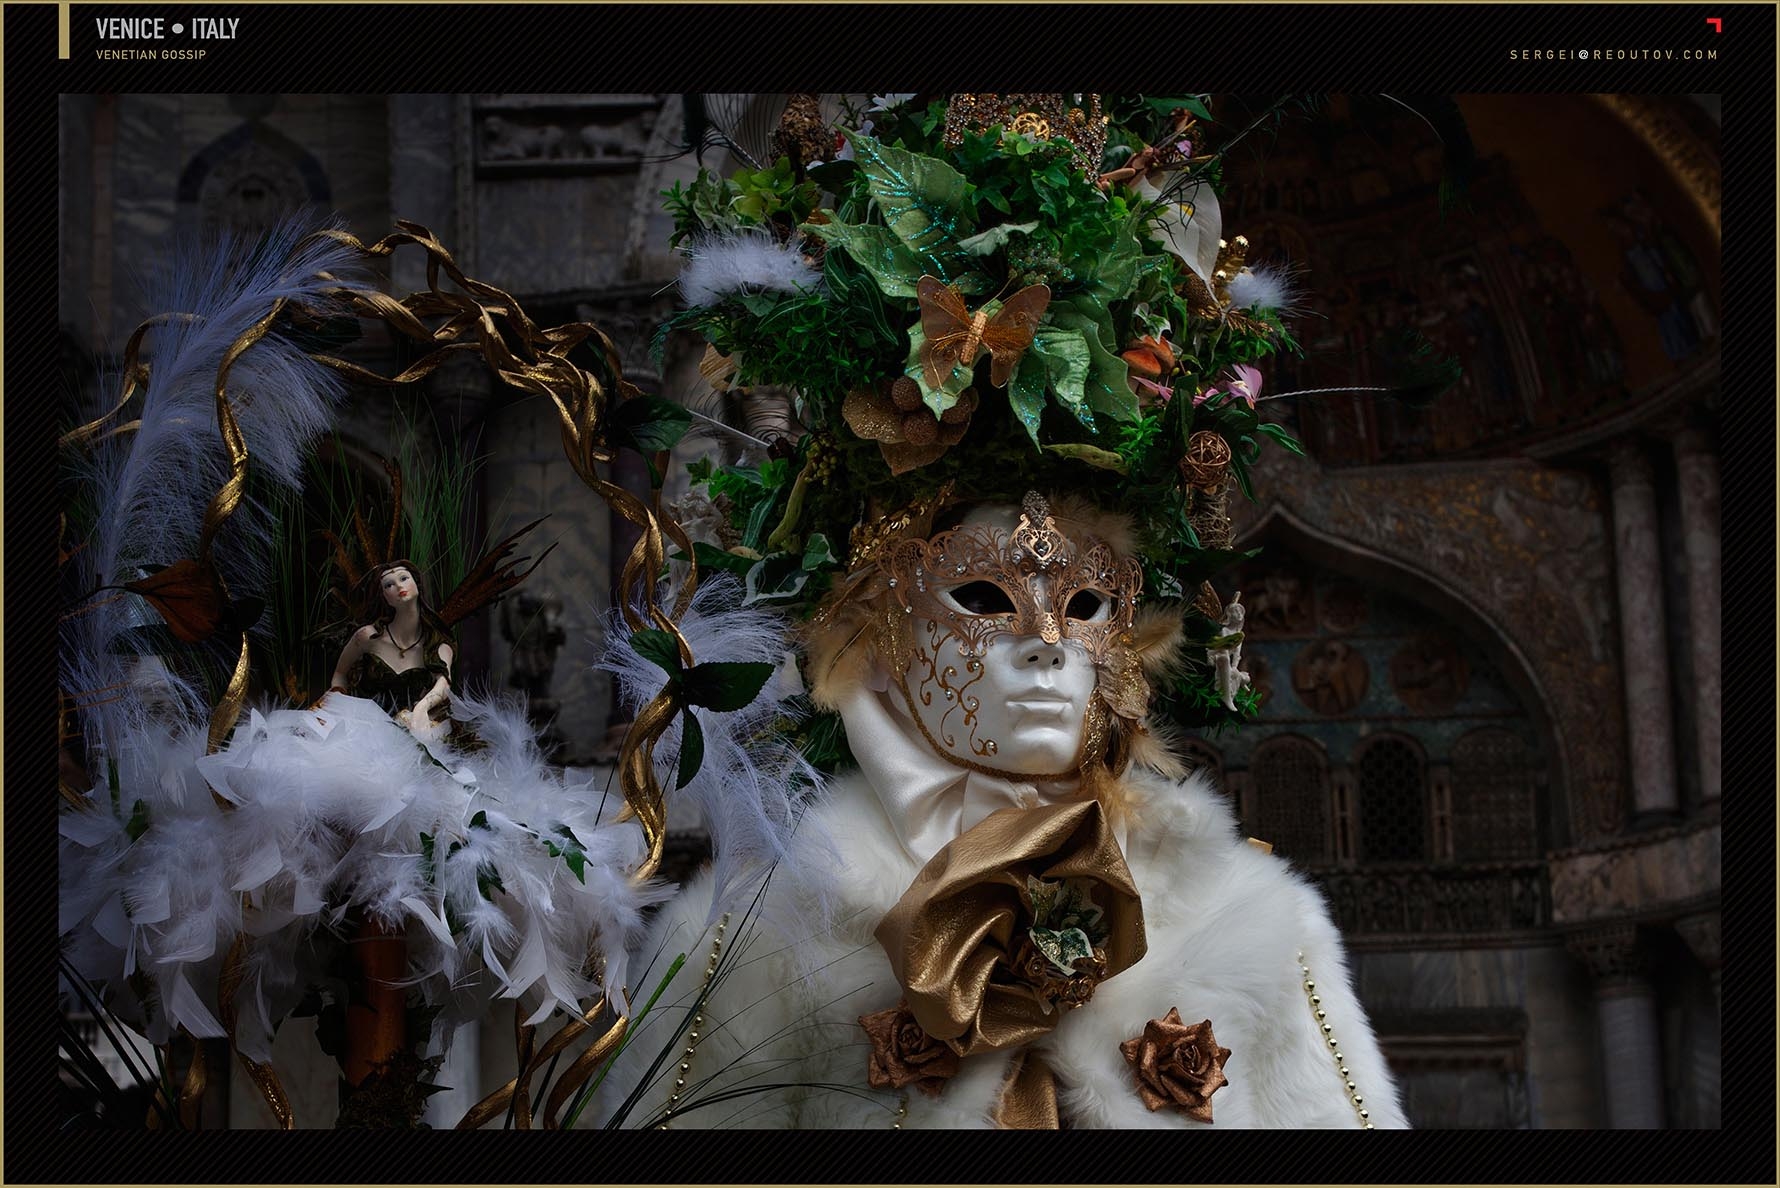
xmin=916 ymin=275 xmax=1051 ymax=391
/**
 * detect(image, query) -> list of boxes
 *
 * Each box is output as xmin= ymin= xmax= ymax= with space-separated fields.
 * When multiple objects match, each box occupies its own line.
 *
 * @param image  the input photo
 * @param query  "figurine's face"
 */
xmin=881 ymin=496 xmax=1142 ymax=776
xmin=380 ymin=567 xmax=419 ymax=609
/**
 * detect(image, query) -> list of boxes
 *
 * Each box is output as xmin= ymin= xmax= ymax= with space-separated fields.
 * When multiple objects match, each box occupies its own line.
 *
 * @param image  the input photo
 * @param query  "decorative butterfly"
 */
xmin=916 ymin=275 xmax=1051 ymax=391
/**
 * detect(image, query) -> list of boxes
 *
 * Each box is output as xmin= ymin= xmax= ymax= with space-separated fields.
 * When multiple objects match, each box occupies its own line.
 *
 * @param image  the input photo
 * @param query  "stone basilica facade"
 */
xmin=58 ymin=94 xmax=1722 ymax=1128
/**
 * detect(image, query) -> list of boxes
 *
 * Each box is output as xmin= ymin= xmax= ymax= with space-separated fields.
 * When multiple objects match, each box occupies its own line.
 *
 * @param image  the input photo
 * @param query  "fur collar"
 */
xmin=779 ymin=764 xmax=1406 ymax=1128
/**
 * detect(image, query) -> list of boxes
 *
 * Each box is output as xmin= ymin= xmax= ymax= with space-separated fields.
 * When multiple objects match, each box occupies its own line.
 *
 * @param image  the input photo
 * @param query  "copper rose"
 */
xmin=875 ymin=799 xmax=1146 ymax=1059
xmin=859 ymin=999 xmax=961 ymax=1098
xmin=1118 ymin=1009 xmax=1231 ymax=1122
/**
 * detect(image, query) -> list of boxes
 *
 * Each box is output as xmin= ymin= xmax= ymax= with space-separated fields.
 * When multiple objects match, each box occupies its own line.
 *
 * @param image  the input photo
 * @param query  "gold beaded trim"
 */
xmin=1297 ymin=950 xmax=1373 ymax=1129
xmin=658 ymin=912 xmax=730 ymax=1129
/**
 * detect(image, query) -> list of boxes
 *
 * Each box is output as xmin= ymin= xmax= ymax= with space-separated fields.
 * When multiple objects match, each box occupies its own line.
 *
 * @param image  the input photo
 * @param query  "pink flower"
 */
xmin=1194 ymin=365 xmax=1264 ymax=409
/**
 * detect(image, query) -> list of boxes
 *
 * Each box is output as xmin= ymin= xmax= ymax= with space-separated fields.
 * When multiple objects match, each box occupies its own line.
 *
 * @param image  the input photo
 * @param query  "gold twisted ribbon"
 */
xmin=293 ymin=223 xmax=697 ymax=1126
xmin=299 ymin=222 xmax=697 ymax=881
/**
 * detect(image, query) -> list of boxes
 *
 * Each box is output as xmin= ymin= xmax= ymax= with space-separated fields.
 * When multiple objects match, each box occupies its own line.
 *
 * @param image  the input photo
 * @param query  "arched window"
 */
xmin=1249 ymin=736 xmax=1331 ymax=864
xmin=1451 ymin=728 xmax=1540 ymax=861
xmin=1356 ymin=736 xmax=1427 ymax=862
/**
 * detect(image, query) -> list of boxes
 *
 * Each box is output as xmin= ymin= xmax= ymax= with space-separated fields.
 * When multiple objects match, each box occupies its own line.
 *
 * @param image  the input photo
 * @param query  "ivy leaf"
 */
xmin=680 ymin=661 xmax=776 ymax=712
xmin=609 ymin=393 xmax=692 ymax=455
xmin=743 ymin=553 xmax=809 ymax=605
xmin=631 ymin=629 xmax=682 ymax=677
xmin=676 ymin=710 xmax=705 ymax=790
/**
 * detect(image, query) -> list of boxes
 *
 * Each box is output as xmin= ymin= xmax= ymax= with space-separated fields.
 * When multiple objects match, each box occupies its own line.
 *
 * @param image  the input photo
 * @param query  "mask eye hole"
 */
xmin=1065 ymin=589 xmax=1111 ymax=622
xmin=942 ymin=580 xmax=1017 ymax=616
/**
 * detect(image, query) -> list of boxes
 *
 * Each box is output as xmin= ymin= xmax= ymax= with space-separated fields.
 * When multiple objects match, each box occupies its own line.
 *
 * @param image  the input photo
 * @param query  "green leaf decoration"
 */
xmin=743 ymin=552 xmax=814 ymax=605
xmin=1255 ymin=421 xmax=1307 ymax=456
xmin=845 ymin=131 xmax=975 ymax=261
xmin=809 ymin=219 xmax=988 ymax=299
xmin=676 ymin=710 xmax=705 ymax=790
xmin=801 ymin=532 xmax=836 ymax=570
xmin=680 ymin=660 xmax=776 ymax=712
xmin=631 ymin=628 xmax=682 ymax=676
xmin=609 ymin=393 xmax=692 ymax=455
xmin=1044 ymin=443 xmax=1129 ymax=473
xmin=1048 ymin=297 xmax=1140 ymax=424
xmin=1008 ymin=352 xmax=1051 ymax=447
xmin=902 ymin=320 xmax=980 ymax=417
xmin=1028 ymin=327 xmax=1096 ymax=430
xmin=1029 ymin=925 xmax=1096 ymax=975
xmin=956 ymin=220 xmax=1040 ymax=256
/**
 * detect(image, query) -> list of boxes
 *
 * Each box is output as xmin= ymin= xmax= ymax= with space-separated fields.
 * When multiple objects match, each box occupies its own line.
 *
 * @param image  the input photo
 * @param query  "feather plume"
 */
xmin=1226 ymin=264 xmax=1305 ymax=316
xmin=63 ymin=215 xmax=367 ymax=748
xmin=679 ymin=230 xmax=825 ymax=309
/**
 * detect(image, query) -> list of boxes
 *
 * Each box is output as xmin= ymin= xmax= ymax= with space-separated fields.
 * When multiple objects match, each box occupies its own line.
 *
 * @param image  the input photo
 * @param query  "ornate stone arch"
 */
xmin=1233 ymin=501 xmax=1571 ymax=848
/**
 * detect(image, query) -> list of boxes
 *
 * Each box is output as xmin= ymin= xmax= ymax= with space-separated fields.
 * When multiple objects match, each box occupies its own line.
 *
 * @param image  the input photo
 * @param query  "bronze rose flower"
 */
xmin=1119 ymin=1009 xmax=1232 ymax=1122
xmin=859 ymin=999 xmax=961 ymax=1098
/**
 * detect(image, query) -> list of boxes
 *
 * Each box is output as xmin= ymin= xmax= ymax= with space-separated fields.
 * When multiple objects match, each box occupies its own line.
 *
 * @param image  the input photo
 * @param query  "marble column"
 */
xmin=1672 ymin=428 xmax=1721 ymax=803
xmin=1568 ymin=922 xmax=1665 ymax=1128
xmin=1608 ymin=440 xmax=1680 ymax=818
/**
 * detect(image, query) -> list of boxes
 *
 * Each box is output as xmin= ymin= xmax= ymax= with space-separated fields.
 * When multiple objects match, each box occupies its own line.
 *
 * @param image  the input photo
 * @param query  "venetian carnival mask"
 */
xmin=877 ymin=493 xmax=1146 ymax=778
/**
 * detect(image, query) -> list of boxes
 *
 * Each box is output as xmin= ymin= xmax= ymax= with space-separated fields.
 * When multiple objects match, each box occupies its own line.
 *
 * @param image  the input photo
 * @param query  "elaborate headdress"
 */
xmin=661 ymin=93 xmax=1316 ymax=750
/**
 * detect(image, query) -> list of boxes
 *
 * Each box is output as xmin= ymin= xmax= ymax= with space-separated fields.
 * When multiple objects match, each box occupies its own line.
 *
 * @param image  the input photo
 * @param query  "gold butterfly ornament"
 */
xmin=916 ymin=274 xmax=1051 ymax=393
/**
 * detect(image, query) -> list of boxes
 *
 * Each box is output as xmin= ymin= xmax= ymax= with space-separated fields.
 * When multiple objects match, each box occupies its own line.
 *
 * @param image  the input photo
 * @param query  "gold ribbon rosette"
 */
xmin=874 ymin=798 xmax=1146 ymax=1058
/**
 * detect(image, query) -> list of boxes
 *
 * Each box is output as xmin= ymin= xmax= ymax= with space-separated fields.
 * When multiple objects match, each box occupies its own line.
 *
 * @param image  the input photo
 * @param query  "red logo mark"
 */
xmin=1706 ymin=17 xmax=1722 ymax=32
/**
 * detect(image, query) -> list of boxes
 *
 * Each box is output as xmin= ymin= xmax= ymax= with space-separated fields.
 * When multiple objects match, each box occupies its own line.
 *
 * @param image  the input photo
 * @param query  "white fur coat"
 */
xmin=597 ymin=766 xmax=1406 ymax=1129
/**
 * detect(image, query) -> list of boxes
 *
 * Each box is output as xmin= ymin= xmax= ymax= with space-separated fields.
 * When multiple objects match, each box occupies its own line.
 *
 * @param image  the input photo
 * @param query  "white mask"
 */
xmin=877 ymin=495 xmax=1143 ymax=778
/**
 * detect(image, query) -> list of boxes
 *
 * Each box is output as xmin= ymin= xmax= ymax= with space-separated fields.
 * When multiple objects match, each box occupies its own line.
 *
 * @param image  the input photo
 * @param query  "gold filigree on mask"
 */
xmin=875 ymin=493 xmax=1154 ymax=779
xmin=883 ymin=492 xmax=1141 ymax=668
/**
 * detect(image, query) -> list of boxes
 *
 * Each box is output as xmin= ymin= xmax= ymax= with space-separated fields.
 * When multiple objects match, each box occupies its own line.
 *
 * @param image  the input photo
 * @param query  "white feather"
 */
xmin=679 ymin=230 xmax=825 ymax=309
xmin=1227 ymin=263 xmax=1304 ymax=315
xmin=597 ymin=577 xmax=831 ymax=923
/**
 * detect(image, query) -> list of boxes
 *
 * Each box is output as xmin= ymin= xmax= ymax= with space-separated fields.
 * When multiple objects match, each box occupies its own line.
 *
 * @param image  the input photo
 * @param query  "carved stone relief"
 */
xmin=473 ymin=95 xmax=664 ymax=175
xmin=1291 ymin=639 xmax=1369 ymax=716
xmin=1391 ymin=632 xmax=1471 ymax=713
xmin=1236 ymin=450 xmax=1624 ymax=840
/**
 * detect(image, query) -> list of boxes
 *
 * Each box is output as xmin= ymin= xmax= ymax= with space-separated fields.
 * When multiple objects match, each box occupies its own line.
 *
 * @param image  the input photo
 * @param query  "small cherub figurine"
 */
xmin=329 ymin=560 xmax=456 ymax=743
xmin=1207 ymin=592 xmax=1251 ymax=712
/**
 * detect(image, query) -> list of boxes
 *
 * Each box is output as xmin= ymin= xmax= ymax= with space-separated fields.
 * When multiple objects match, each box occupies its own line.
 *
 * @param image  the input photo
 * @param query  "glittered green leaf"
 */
xmin=903 ymin=318 xmax=980 ymax=417
xmin=1008 ymin=352 xmax=1050 ymax=447
xmin=807 ymin=221 xmax=928 ymax=299
xmin=1049 ymin=297 xmax=1140 ymax=424
xmin=844 ymin=130 xmax=975 ymax=260
xmin=1028 ymin=326 xmax=1095 ymax=429
xmin=1029 ymin=925 xmax=1095 ymax=975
